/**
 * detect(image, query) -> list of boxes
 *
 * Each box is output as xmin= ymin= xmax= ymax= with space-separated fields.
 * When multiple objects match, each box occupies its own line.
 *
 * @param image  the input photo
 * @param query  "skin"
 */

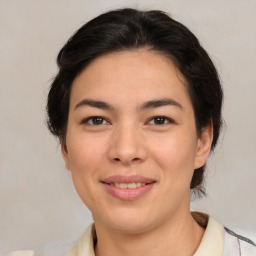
xmin=62 ymin=49 xmax=213 ymax=256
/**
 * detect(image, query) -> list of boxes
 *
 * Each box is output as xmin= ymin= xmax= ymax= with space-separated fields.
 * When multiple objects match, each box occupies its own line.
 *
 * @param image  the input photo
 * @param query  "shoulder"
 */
xmin=223 ymin=227 xmax=256 ymax=256
xmin=192 ymin=212 xmax=256 ymax=256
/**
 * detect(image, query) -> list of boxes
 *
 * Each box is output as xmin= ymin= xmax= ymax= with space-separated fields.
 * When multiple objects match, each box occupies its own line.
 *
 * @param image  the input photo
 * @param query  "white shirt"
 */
xmin=65 ymin=213 xmax=256 ymax=256
xmin=8 ymin=213 xmax=256 ymax=256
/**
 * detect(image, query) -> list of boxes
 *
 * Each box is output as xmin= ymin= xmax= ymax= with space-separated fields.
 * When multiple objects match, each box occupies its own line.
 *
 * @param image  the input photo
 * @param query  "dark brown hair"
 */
xmin=47 ymin=8 xmax=223 ymax=196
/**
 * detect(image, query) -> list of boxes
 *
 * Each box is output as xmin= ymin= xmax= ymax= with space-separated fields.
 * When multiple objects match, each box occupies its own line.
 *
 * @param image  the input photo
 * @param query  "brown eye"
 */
xmin=148 ymin=116 xmax=172 ymax=125
xmin=83 ymin=116 xmax=109 ymax=125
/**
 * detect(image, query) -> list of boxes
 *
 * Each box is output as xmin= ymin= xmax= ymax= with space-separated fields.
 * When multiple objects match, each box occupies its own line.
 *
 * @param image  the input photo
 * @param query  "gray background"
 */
xmin=0 ymin=0 xmax=255 ymax=254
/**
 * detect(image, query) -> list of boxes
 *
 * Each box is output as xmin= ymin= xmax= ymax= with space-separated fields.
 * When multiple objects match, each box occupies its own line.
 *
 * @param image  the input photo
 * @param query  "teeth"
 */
xmin=119 ymin=183 xmax=128 ymax=189
xmin=136 ymin=182 xmax=142 ymax=187
xmin=127 ymin=183 xmax=136 ymax=189
xmin=112 ymin=182 xmax=146 ymax=189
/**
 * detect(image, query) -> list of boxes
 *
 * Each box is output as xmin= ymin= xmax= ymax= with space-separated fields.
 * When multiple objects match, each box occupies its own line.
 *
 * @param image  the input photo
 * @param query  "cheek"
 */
xmin=148 ymin=131 xmax=198 ymax=195
xmin=150 ymin=133 xmax=197 ymax=171
xmin=67 ymin=134 xmax=106 ymax=170
xmin=65 ymin=134 xmax=107 ymax=197
xmin=66 ymin=137 xmax=108 ymax=213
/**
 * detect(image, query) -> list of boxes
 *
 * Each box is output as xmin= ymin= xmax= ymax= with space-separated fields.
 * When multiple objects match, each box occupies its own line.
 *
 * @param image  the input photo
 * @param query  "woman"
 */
xmin=9 ymin=8 xmax=255 ymax=256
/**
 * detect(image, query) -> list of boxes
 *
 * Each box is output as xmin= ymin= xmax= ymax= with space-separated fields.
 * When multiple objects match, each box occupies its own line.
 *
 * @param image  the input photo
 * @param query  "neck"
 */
xmin=94 ymin=210 xmax=205 ymax=256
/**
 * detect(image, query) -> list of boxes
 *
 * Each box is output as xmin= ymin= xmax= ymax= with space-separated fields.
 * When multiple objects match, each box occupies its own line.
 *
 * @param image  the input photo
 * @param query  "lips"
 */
xmin=102 ymin=175 xmax=155 ymax=184
xmin=101 ymin=175 xmax=156 ymax=200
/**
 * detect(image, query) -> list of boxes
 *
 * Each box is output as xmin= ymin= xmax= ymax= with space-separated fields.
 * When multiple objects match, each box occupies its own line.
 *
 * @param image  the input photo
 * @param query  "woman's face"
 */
xmin=63 ymin=49 xmax=212 ymax=232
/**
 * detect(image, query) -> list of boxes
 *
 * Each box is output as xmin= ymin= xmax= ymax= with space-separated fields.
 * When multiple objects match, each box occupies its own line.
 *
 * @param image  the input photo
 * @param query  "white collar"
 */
xmin=66 ymin=213 xmax=224 ymax=256
xmin=193 ymin=213 xmax=224 ymax=256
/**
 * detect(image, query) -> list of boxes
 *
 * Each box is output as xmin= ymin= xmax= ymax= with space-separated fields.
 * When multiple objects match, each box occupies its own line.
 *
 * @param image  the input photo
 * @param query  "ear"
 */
xmin=61 ymin=143 xmax=71 ymax=171
xmin=194 ymin=121 xmax=213 ymax=169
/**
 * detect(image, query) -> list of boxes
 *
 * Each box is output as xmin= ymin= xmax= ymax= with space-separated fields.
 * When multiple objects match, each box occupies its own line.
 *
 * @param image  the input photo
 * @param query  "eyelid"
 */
xmin=80 ymin=115 xmax=175 ymax=126
xmin=81 ymin=116 xmax=111 ymax=125
xmin=146 ymin=116 xmax=176 ymax=125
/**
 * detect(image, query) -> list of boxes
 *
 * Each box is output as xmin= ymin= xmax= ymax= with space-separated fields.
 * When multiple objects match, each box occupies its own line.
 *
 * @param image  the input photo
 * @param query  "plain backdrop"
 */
xmin=0 ymin=0 xmax=255 ymax=254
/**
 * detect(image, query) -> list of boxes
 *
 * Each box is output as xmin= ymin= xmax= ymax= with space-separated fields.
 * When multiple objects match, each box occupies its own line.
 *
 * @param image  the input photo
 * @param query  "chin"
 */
xmin=96 ymin=206 xmax=157 ymax=233
xmin=112 ymin=219 xmax=152 ymax=233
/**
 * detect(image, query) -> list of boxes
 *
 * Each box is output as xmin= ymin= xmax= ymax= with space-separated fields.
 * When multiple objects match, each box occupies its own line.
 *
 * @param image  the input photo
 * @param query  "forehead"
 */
xmin=70 ymin=49 xmax=191 ymax=109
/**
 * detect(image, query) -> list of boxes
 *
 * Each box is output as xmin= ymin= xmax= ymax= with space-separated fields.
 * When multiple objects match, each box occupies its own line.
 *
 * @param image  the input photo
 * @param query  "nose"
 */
xmin=107 ymin=123 xmax=147 ymax=166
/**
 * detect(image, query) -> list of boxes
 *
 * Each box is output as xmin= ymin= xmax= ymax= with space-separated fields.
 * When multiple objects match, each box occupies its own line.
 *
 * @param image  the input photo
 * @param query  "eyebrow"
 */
xmin=139 ymin=98 xmax=183 ymax=111
xmin=74 ymin=98 xmax=183 ymax=111
xmin=74 ymin=99 xmax=115 ymax=110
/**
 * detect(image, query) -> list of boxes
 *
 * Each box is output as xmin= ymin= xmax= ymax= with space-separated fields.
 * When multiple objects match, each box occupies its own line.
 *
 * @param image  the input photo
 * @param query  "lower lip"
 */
xmin=102 ymin=183 xmax=155 ymax=201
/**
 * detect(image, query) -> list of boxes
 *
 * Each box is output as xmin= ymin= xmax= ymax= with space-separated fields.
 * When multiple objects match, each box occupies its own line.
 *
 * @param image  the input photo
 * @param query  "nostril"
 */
xmin=113 ymin=157 xmax=140 ymax=163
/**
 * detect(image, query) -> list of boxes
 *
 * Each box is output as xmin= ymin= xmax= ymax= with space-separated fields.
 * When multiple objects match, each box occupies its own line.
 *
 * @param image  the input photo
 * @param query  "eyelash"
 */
xmin=147 ymin=116 xmax=174 ymax=125
xmin=81 ymin=116 xmax=174 ymax=126
xmin=81 ymin=116 xmax=110 ymax=125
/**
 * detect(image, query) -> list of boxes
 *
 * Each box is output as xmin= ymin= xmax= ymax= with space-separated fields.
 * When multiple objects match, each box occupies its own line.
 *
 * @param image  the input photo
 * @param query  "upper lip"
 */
xmin=101 ymin=175 xmax=156 ymax=184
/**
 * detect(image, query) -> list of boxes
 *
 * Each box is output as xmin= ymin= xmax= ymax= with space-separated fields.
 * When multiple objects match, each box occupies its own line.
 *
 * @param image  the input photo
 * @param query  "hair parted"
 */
xmin=47 ymin=8 xmax=223 ymax=196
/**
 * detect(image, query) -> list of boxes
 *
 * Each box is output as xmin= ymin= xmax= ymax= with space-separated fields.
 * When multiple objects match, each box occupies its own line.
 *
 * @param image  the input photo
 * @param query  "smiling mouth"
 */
xmin=102 ymin=182 xmax=153 ymax=189
xmin=101 ymin=176 xmax=156 ymax=200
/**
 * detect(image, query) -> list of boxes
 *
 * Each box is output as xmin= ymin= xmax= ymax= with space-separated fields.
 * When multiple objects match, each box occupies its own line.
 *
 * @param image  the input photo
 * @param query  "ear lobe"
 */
xmin=61 ymin=143 xmax=71 ymax=171
xmin=194 ymin=122 xmax=213 ymax=169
